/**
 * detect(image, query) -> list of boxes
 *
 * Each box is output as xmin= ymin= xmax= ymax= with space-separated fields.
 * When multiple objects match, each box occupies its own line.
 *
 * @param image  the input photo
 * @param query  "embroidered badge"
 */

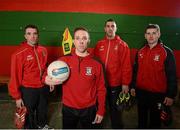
xmin=139 ymin=53 xmax=143 ymax=58
xmin=154 ymin=54 xmax=160 ymax=61
xmin=85 ymin=67 xmax=92 ymax=76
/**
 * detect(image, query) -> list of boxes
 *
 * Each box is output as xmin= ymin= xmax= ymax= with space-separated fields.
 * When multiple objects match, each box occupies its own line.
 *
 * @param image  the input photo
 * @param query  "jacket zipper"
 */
xmin=105 ymin=40 xmax=111 ymax=69
xmin=78 ymin=57 xmax=82 ymax=74
xmin=34 ymin=47 xmax=42 ymax=79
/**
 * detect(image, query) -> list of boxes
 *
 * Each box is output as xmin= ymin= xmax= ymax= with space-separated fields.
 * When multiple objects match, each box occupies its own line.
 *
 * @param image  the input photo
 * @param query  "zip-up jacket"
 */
xmin=59 ymin=51 xmax=106 ymax=116
xmin=94 ymin=35 xmax=132 ymax=87
xmin=131 ymin=43 xmax=177 ymax=98
xmin=9 ymin=41 xmax=48 ymax=100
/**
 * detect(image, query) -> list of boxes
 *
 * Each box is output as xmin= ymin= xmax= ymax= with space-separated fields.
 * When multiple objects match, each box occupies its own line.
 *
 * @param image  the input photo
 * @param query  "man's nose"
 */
xmin=149 ymin=34 xmax=153 ymax=37
xmin=79 ymin=39 xmax=84 ymax=43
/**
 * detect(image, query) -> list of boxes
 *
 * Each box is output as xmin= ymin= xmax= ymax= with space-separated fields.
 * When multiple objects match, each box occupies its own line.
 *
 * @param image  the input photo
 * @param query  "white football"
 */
xmin=47 ymin=60 xmax=70 ymax=82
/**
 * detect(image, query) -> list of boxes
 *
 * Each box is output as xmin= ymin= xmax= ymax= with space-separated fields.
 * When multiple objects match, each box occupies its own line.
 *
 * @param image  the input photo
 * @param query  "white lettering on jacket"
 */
xmin=26 ymin=55 xmax=34 ymax=61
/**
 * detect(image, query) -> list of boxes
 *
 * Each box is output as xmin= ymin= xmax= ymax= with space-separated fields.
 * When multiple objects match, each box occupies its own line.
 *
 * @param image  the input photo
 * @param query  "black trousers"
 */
xmin=107 ymin=86 xmax=123 ymax=129
xmin=62 ymin=104 xmax=102 ymax=129
xmin=136 ymin=89 xmax=165 ymax=128
xmin=20 ymin=86 xmax=49 ymax=129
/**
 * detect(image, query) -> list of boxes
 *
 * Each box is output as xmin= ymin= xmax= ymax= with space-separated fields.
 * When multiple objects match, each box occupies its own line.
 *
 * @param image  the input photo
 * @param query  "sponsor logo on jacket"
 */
xmin=99 ymin=46 xmax=104 ymax=51
xmin=26 ymin=55 xmax=34 ymax=61
xmin=114 ymin=45 xmax=118 ymax=50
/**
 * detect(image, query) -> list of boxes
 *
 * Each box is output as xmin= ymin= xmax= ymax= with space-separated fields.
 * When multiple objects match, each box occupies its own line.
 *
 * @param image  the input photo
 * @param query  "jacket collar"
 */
xmin=104 ymin=35 xmax=121 ymax=41
xmin=20 ymin=41 xmax=38 ymax=49
xmin=145 ymin=42 xmax=163 ymax=50
xmin=71 ymin=48 xmax=93 ymax=60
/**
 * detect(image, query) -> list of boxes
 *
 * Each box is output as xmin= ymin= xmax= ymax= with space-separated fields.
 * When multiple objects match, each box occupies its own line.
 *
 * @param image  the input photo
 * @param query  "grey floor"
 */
xmin=0 ymin=85 xmax=180 ymax=129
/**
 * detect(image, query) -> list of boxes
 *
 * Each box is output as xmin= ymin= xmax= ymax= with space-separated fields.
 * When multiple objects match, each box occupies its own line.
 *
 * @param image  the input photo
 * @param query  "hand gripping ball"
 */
xmin=47 ymin=60 xmax=70 ymax=82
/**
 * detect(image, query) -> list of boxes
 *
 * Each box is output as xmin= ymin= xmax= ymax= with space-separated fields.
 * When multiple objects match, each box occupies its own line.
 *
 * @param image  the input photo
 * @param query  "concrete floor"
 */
xmin=0 ymin=85 xmax=180 ymax=129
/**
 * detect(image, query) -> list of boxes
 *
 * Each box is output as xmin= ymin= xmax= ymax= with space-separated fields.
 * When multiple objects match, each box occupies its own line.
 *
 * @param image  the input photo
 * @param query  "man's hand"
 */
xmin=122 ymin=85 xmax=129 ymax=93
xmin=92 ymin=114 xmax=103 ymax=124
xmin=163 ymin=97 xmax=174 ymax=106
xmin=130 ymin=88 xmax=136 ymax=96
xmin=49 ymin=85 xmax=55 ymax=92
xmin=45 ymin=75 xmax=63 ymax=86
xmin=16 ymin=98 xmax=24 ymax=108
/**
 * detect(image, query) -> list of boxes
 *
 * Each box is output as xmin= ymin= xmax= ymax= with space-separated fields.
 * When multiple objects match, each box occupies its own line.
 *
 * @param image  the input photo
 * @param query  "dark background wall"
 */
xmin=0 ymin=0 xmax=180 ymax=77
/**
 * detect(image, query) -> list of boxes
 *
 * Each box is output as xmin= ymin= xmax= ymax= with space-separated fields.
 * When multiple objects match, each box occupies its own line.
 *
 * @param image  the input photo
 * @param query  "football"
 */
xmin=47 ymin=60 xmax=70 ymax=82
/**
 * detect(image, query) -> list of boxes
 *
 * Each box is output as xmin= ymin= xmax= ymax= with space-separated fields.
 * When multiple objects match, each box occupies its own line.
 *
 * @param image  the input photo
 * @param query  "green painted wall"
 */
xmin=0 ymin=12 xmax=180 ymax=49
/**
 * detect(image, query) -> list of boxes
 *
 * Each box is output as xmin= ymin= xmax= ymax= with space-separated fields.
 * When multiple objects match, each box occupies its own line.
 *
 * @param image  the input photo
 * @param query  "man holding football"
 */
xmin=45 ymin=27 xmax=106 ymax=129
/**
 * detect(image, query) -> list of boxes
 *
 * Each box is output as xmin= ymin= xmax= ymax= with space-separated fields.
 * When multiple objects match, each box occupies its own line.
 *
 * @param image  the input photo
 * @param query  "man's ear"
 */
xmin=24 ymin=34 xmax=26 ymax=39
xmin=104 ymin=27 xmax=106 ymax=32
xmin=88 ymin=39 xmax=90 ymax=44
xmin=158 ymin=32 xmax=161 ymax=38
xmin=115 ymin=26 xmax=117 ymax=32
xmin=144 ymin=33 xmax=147 ymax=40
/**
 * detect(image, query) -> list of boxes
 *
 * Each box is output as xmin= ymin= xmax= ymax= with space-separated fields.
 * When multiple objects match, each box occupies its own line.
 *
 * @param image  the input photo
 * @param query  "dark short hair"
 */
xmin=145 ymin=24 xmax=160 ymax=33
xmin=104 ymin=19 xmax=116 ymax=26
xmin=24 ymin=24 xmax=39 ymax=34
xmin=74 ymin=27 xmax=90 ymax=38
xmin=74 ymin=27 xmax=88 ymax=34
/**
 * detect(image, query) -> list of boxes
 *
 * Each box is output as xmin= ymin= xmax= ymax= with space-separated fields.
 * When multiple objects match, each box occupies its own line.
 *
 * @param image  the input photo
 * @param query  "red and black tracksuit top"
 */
xmin=131 ymin=43 xmax=177 ymax=98
xmin=9 ymin=41 xmax=48 ymax=100
xmin=59 ymin=51 xmax=106 ymax=116
xmin=94 ymin=35 xmax=132 ymax=87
